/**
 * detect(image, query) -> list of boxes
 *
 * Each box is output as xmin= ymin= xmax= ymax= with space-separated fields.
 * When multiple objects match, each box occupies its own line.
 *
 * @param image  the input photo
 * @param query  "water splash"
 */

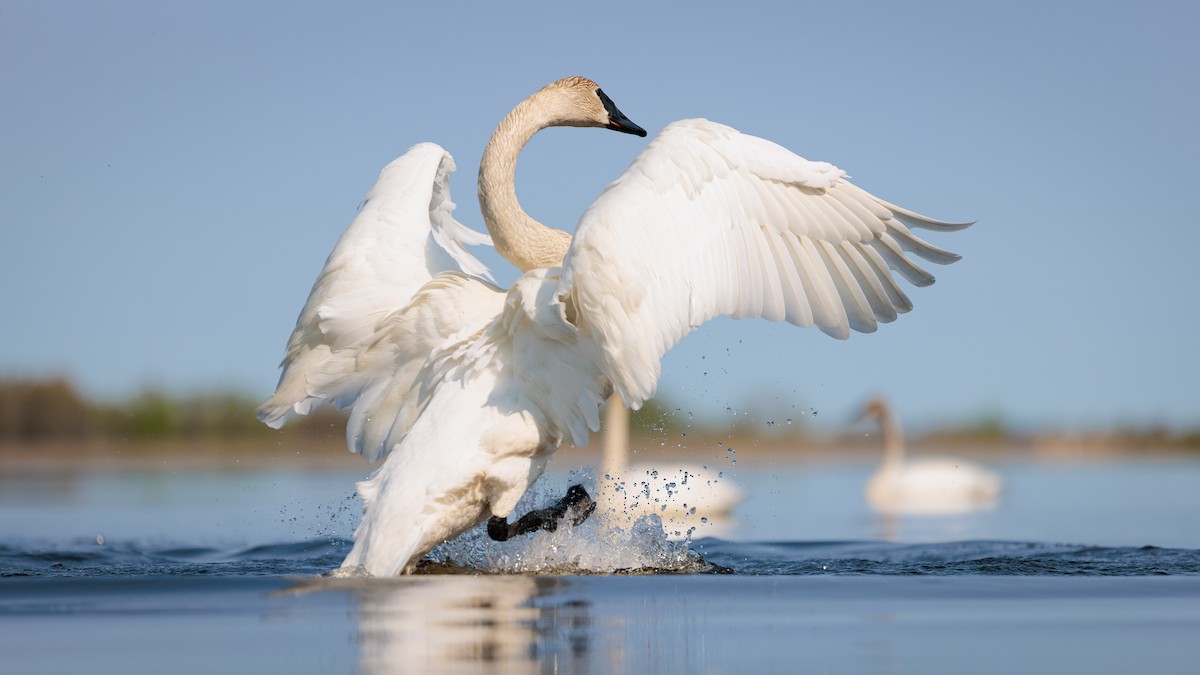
xmin=421 ymin=477 xmax=726 ymax=575
xmin=423 ymin=512 xmax=718 ymax=574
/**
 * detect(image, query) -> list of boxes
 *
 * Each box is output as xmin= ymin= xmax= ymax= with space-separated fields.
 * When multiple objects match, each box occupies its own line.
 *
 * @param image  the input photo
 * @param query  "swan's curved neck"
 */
xmin=478 ymin=91 xmax=572 ymax=272
xmin=876 ymin=406 xmax=905 ymax=470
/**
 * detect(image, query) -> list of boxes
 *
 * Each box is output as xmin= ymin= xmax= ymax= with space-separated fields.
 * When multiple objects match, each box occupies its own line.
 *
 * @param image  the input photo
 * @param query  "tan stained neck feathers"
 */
xmin=476 ymin=78 xmax=611 ymax=272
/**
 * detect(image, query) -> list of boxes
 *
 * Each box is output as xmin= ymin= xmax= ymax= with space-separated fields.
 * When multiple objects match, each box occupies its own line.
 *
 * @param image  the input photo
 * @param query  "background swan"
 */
xmin=260 ymin=76 xmax=972 ymax=576
xmin=860 ymin=397 xmax=1001 ymax=515
xmin=597 ymin=396 xmax=739 ymax=539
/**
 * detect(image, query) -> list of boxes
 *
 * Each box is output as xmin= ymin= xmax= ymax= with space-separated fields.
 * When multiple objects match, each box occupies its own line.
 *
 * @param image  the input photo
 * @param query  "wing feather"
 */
xmin=798 ymin=235 xmax=850 ymax=337
xmin=765 ymin=229 xmax=813 ymax=326
xmin=817 ymin=239 xmax=876 ymax=334
xmin=345 ymin=273 xmax=504 ymax=462
xmin=872 ymin=232 xmax=935 ymax=287
xmin=560 ymin=119 xmax=969 ymax=407
xmin=840 ymin=241 xmax=898 ymax=323
xmin=753 ymin=225 xmax=787 ymax=323
xmin=735 ymin=220 xmax=763 ymax=319
xmin=858 ymin=241 xmax=914 ymax=312
xmin=259 ymin=143 xmax=494 ymax=429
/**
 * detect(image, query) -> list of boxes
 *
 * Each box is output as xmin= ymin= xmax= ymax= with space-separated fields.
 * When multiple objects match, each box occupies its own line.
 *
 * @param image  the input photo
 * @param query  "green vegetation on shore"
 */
xmin=1 ymin=377 xmax=1196 ymax=455
xmin=0 ymin=377 xmax=343 ymax=443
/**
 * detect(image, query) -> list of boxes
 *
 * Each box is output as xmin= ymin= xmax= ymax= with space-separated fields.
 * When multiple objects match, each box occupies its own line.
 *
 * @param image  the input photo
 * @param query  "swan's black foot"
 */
xmin=486 ymin=484 xmax=597 ymax=542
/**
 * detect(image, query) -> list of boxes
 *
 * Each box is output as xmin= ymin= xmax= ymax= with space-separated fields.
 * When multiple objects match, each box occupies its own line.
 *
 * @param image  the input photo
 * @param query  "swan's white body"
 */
xmin=861 ymin=398 xmax=1001 ymax=515
xmin=261 ymin=78 xmax=972 ymax=575
xmin=598 ymin=396 xmax=739 ymax=538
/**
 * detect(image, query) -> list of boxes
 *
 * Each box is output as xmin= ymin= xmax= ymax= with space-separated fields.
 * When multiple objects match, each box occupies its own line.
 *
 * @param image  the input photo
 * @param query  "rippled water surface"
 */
xmin=4 ymin=537 xmax=1199 ymax=579
xmin=2 ymin=457 xmax=1199 ymax=673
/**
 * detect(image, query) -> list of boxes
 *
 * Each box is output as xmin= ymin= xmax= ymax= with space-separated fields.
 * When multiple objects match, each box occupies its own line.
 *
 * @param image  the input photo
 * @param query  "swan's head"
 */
xmin=541 ymin=76 xmax=647 ymax=137
xmin=857 ymin=397 xmax=889 ymax=423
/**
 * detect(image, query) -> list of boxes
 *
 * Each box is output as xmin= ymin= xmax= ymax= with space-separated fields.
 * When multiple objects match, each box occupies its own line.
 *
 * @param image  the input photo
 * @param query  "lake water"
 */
xmin=2 ymin=455 xmax=1198 ymax=673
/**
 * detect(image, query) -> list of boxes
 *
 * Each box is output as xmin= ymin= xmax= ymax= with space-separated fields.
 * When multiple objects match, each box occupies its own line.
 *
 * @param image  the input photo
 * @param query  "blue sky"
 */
xmin=2 ymin=1 xmax=1197 ymax=432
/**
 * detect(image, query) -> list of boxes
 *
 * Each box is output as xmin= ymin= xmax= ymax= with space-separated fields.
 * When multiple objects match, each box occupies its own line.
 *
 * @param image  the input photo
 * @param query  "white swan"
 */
xmin=259 ymin=77 xmax=972 ymax=576
xmin=597 ymin=395 xmax=739 ymax=538
xmin=860 ymin=397 xmax=1001 ymax=515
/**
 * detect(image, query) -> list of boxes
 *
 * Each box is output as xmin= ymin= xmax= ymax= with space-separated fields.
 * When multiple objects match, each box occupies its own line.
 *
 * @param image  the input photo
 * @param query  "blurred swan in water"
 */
xmin=860 ymin=397 xmax=1001 ymax=515
xmin=598 ymin=395 xmax=739 ymax=538
xmin=259 ymin=76 xmax=972 ymax=576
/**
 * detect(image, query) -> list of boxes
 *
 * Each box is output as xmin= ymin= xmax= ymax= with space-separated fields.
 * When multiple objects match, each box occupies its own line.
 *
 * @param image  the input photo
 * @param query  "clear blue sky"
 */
xmin=2 ymin=1 xmax=1197 ymax=432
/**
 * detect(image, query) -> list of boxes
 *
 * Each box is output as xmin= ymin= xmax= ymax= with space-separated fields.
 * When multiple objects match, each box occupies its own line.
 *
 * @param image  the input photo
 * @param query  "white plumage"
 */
xmin=259 ymin=77 xmax=971 ymax=575
xmin=860 ymin=397 xmax=1002 ymax=515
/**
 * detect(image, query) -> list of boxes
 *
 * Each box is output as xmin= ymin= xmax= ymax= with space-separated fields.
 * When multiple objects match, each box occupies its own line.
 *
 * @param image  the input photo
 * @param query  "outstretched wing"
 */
xmin=559 ymin=119 xmax=971 ymax=408
xmin=259 ymin=143 xmax=494 ymax=428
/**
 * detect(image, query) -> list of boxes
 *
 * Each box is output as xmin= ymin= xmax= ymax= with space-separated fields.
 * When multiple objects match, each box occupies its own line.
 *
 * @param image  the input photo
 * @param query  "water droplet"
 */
xmin=95 ymin=535 xmax=104 ymax=545
xmin=689 ymin=507 xmax=697 ymax=515
xmin=727 ymin=448 xmax=736 ymax=455
xmin=766 ymin=419 xmax=775 ymax=427
xmin=701 ymin=517 xmax=709 ymax=524
xmin=786 ymin=418 xmax=793 ymax=425
xmin=811 ymin=408 xmax=819 ymax=417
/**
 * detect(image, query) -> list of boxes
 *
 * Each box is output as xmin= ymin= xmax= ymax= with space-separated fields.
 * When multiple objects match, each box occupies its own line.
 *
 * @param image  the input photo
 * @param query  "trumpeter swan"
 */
xmin=860 ymin=397 xmax=1001 ymax=515
xmin=259 ymin=77 xmax=972 ymax=576
xmin=598 ymin=396 xmax=739 ymax=538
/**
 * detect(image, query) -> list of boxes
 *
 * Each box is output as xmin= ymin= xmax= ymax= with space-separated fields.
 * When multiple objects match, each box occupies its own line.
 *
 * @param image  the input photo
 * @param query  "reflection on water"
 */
xmin=283 ymin=559 xmax=1200 ymax=675
xmin=5 ymin=570 xmax=1200 ymax=675
xmin=292 ymin=576 xmax=590 ymax=674
xmin=872 ymin=508 xmax=991 ymax=543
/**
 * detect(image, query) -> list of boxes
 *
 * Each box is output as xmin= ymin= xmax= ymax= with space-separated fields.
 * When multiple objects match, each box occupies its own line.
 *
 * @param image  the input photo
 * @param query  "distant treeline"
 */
xmin=3 ymin=377 xmax=1196 ymax=450
xmin=0 ymin=377 xmax=345 ymax=442
xmin=0 ymin=376 xmax=774 ymax=444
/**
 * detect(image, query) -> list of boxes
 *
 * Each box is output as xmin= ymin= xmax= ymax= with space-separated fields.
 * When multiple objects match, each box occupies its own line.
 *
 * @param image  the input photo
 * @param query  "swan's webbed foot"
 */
xmin=486 ymin=484 xmax=596 ymax=542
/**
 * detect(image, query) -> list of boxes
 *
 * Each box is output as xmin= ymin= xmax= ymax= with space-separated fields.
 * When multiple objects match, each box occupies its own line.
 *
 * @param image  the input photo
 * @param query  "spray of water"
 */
xmin=421 ymin=474 xmax=722 ymax=574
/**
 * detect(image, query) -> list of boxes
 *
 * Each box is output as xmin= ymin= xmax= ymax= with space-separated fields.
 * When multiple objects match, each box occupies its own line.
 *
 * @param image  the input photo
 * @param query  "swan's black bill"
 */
xmin=486 ymin=484 xmax=597 ymax=542
xmin=596 ymin=88 xmax=647 ymax=137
